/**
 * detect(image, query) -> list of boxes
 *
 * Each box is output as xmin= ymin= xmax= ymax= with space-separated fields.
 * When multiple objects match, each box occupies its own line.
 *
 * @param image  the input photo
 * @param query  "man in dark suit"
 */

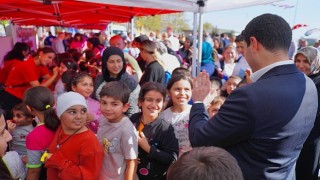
xmin=188 ymin=14 xmax=318 ymax=179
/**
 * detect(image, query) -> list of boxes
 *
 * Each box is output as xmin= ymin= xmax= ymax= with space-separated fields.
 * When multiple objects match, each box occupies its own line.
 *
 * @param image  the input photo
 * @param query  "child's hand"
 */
xmin=137 ymin=158 xmax=141 ymax=164
xmin=52 ymin=66 xmax=59 ymax=77
xmin=245 ymin=69 xmax=252 ymax=84
xmin=44 ymin=153 xmax=53 ymax=162
xmin=138 ymin=132 xmax=151 ymax=154
xmin=6 ymin=120 xmax=16 ymax=133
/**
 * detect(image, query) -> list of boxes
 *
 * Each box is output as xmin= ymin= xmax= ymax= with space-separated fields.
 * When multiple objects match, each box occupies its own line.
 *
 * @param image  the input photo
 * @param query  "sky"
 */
xmin=185 ymin=0 xmax=320 ymax=41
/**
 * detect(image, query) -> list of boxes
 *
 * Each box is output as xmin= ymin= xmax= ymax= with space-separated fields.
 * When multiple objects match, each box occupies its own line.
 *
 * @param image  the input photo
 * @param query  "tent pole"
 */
xmin=197 ymin=7 xmax=204 ymax=75
xmin=191 ymin=12 xmax=198 ymax=78
xmin=130 ymin=17 xmax=135 ymax=40
xmin=11 ymin=23 xmax=17 ymax=45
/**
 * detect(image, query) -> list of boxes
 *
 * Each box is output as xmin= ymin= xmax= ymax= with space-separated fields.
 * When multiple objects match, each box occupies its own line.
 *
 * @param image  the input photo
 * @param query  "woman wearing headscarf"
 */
xmin=294 ymin=46 xmax=320 ymax=180
xmin=94 ymin=46 xmax=140 ymax=117
xmin=201 ymin=41 xmax=215 ymax=77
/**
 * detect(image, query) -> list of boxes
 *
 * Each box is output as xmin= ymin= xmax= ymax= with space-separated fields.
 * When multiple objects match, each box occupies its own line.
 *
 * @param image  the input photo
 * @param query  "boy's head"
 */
xmin=99 ymin=81 xmax=131 ymax=122
xmin=167 ymin=146 xmax=243 ymax=180
xmin=99 ymin=81 xmax=131 ymax=104
xmin=226 ymin=76 xmax=242 ymax=95
xmin=12 ymin=103 xmax=33 ymax=126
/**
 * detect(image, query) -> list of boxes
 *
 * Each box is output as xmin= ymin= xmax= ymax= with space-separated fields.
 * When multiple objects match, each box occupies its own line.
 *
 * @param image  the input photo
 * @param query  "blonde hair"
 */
xmin=140 ymin=40 xmax=167 ymax=70
xmin=210 ymin=96 xmax=226 ymax=106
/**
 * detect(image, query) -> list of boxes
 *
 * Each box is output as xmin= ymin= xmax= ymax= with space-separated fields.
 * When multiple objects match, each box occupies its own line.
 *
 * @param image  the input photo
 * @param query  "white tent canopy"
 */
xmin=81 ymin=0 xmax=282 ymax=13
xmin=81 ymin=0 xmax=283 ymax=76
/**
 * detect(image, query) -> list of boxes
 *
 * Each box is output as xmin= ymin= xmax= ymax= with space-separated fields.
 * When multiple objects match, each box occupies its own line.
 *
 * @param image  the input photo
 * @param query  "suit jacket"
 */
xmin=189 ymin=64 xmax=318 ymax=180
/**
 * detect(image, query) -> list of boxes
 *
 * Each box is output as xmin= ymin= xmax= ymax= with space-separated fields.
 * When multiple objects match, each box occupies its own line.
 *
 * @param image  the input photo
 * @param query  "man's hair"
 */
xmin=167 ymin=147 xmax=244 ymax=180
xmin=241 ymin=13 xmax=292 ymax=53
xmin=235 ymin=35 xmax=244 ymax=43
xmin=99 ymin=81 xmax=131 ymax=104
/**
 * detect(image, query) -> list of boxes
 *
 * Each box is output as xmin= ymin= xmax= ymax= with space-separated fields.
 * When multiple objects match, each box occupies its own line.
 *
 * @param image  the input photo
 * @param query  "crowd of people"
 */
xmin=0 ymin=13 xmax=319 ymax=180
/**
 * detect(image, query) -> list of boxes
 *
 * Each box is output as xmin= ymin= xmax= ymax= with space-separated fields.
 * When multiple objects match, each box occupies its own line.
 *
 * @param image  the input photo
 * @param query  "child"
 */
xmin=167 ymin=147 xmax=243 ymax=180
xmin=7 ymin=103 xmax=34 ymax=161
xmin=221 ymin=75 xmax=242 ymax=97
xmin=2 ymin=111 xmax=26 ymax=180
xmin=23 ymin=86 xmax=60 ymax=180
xmin=207 ymin=96 xmax=226 ymax=119
xmin=160 ymin=74 xmax=193 ymax=156
xmin=203 ymin=77 xmax=222 ymax=108
xmin=45 ymin=92 xmax=104 ymax=179
xmin=130 ymin=82 xmax=179 ymax=180
xmin=97 ymin=81 xmax=138 ymax=180
xmin=69 ymin=72 xmax=101 ymax=133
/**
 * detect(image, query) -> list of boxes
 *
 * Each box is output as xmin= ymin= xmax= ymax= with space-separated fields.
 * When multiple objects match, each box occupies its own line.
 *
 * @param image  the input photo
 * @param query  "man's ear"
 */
xmin=25 ymin=105 xmax=32 ymax=113
xmin=122 ymin=103 xmax=130 ymax=113
xmin=250 ymin=37 xmax=259 ymax=53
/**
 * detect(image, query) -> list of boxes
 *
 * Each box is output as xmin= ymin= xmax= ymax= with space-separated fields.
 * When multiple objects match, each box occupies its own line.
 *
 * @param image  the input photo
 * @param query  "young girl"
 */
xmin=69 ymin=72 xmax=101 ymax=133
xmin=23 ymin=86 xmax=60 ymax=180
xmin=160 ymin=74 xmax=193 ymax=157
xmin=45 ymin=92 xmax=104 ymax=179
xmin=130 ymin=82 xmax=179 ymax=180
xmin=54 ymin=56 xmax=78 ymax=99
xmin=7 ymin=103 xmax=34 ymax=161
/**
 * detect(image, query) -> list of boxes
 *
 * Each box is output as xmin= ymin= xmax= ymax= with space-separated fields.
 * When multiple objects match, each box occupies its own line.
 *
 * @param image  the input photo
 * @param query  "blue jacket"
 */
xmin=189 ymin=64 xmax=318 ymax=179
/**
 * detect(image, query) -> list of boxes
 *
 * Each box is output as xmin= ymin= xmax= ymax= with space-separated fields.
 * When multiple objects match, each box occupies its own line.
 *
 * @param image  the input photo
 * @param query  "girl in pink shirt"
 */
xmin=23 ymin=86 xmax=60 ymax=180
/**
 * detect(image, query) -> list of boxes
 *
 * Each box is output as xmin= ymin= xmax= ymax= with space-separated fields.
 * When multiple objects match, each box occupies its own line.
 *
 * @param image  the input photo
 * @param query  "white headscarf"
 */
xmin=295 ymin=46 xmax=320 ymax=75
xmin=56 ymin=92 xmax=87 ymax=118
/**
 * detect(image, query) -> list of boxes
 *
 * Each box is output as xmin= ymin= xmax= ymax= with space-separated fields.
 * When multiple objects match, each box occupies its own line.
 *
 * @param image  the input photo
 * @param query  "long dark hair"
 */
xmin=23 ymin=86 xmax=60 ymax=131
xmin=165 ymin=74 xmax=193 ymax=109
xmin=3 ymin=42 xmax=29 ymax=62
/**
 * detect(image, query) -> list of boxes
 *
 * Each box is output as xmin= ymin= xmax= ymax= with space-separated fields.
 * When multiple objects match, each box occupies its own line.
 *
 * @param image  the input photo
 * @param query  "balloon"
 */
xmin=305 ymin=28 xmax=320 ymax=36
xmin=292 ymin=24 xmax=308 ymax=30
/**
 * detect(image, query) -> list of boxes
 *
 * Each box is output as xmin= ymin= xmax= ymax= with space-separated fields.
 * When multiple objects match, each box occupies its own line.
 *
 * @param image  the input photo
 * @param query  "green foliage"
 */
xmin=135 ymin=13 xmax=190 ymax=33
xmin=203 ymin=22 xmax=213 ymax=33
xmin=0 ymin=20 xmax=9 ymax=26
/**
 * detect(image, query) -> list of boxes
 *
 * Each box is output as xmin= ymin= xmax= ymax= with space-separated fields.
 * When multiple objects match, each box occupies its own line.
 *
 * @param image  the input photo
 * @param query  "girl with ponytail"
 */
xmin=23 ymin=86 xmax=60 ymax=180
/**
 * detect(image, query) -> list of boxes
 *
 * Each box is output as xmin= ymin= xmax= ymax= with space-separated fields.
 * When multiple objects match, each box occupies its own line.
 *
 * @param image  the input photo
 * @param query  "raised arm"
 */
xmin=189 ymin=71 xmax=254 ymax=147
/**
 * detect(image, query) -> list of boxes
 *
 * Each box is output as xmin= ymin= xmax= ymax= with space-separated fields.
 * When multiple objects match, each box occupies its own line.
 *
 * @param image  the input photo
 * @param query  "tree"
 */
xmin=135 ymin=13 xmax=190 ymax=33
xmin=203 ymin=22 xmax=213 ymax=33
